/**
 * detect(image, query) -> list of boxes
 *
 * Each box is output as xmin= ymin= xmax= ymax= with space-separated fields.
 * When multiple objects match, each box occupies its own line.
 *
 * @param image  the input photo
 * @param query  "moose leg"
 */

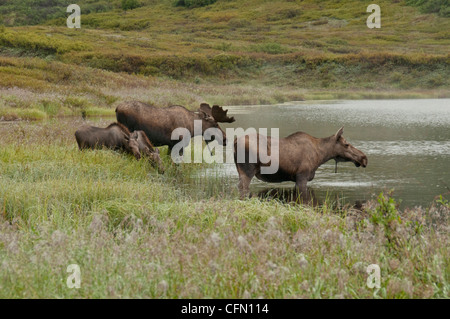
xmin=294 ymin=176 xmax=317 ymax=205
xmin=236 ymin=164 xmax=256 ymax=199
xmin=204 ymin=140 xmax=213 ymax=156
xmin=238 ymin=175 xmax=253 ymax=199
xmin=295 ymin=174 xmax=309 ymax=202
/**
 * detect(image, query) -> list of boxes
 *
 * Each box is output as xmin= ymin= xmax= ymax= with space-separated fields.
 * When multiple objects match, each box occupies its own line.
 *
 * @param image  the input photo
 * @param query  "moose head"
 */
xmin=130 ymin=131 xmax=165 ymax=173
xmin=124 ymin=133 xmax=141 ymax=160
xmin=332 ymin=127 xmax=368 ymax=171
xmin=196 ymin=103 xmax=235 ymax=146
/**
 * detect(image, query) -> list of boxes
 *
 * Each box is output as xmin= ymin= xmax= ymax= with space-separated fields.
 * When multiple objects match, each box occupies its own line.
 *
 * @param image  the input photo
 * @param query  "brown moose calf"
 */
xmin=75 ymin=123 xmax=140 ymax=158
xmin=75 ymin=123 xmax=164 ymax=172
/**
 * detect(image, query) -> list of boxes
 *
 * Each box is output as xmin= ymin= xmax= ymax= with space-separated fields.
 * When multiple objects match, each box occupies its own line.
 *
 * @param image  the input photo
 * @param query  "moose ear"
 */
xmin=198 ymin=103 xmax=212 ymax=116
xmin=335 ymin=126 xmax=344 ymax=140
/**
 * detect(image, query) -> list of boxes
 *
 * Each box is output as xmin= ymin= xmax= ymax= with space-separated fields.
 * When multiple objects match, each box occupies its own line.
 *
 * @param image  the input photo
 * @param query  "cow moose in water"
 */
xmin=233 ymin=127 xmax=368 ymax=199
xmin=75 ymin=123 xmax=164 ymax=172
xmin=115 ymin=101 xmax=235 ymax=156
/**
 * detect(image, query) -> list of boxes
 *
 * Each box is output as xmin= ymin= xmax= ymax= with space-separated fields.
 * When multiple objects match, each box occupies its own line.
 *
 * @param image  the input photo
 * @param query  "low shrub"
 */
xmin=121 ymin=0 xmax=141 ymax=11
xmin=406 ymin=0 xmax=450 ymax=17
xmin=0 ymin=29 xmax=89 ymax=54
xmin=175 ymin=0 xmax=218 ymax=9
xmin=248 ymin=42 xmax=290 ymax=55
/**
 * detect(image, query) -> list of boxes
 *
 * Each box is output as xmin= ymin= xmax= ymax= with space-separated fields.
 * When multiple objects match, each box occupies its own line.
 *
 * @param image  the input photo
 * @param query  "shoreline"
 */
xmin=1 ymin=90 xmax=449 ymax=122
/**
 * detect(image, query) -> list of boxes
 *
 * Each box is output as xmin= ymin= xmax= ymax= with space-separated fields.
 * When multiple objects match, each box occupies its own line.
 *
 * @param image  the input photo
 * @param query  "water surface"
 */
xmin=203 ymin=99 xmax=450 ymax=208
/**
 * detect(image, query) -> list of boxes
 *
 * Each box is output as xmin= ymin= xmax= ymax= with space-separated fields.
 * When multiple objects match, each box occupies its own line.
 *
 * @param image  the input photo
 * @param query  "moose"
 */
xmin=233 ymin=127 xmax=368 ymax=199
xmin=74 ymin=123 xmax=164 ymax=172
xmin=130 ymin=130 xmax=165 ymax=173
xmin=115 ymin=101 xmax=235 ymax=155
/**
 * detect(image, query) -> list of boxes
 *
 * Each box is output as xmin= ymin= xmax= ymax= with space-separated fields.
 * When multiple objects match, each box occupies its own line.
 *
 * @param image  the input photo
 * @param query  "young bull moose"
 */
xmin=115 ymin=101 xmax=235 ymax=154
xmin=75 ymin=123 xmax=164 ymax=172
xmin=234 ymin=127 xmax=368 ymax=199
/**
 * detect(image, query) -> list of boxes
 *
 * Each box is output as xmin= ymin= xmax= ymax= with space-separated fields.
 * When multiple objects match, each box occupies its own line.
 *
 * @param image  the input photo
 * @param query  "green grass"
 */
xmin=0 ymin=107 xmax=47 ymax=120
xmin=0 ymin=118 xmax=448 ymax=298
xmin=406 ymin=0 xmax=450 ymax=17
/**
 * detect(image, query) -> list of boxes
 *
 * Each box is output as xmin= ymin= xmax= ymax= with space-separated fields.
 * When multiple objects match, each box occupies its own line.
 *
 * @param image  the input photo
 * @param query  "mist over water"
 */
xmin=212 ymin=99 xmax=450 ymax=208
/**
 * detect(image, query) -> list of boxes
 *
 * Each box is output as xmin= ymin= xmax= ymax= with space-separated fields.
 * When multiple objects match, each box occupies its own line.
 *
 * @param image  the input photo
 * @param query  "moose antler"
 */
xmin=212 ymin=105 xmax=235 ymax=123
xmin=198 ymin=103 xmax=235 ymax=123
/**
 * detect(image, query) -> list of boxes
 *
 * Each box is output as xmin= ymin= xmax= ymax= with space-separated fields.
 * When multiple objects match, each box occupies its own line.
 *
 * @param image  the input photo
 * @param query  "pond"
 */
xmin=199 ymin=99 xmax=450 ymax=208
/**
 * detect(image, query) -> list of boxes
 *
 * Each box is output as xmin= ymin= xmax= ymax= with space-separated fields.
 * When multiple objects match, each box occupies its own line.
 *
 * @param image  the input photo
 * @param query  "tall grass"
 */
xmin=0 ymin=118 xmax=448 ymax=298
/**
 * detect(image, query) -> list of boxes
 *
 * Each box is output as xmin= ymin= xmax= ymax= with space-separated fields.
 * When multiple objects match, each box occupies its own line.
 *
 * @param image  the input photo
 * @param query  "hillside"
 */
xmin=0 ymin=0 xmax=449 ymax=119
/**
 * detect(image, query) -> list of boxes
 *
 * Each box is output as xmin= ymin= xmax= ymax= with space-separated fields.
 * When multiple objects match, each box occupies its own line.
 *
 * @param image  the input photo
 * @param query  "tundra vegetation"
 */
xmin=0 ymin=0 xmax=449 ymax=120
xmin=0 ymin=0 xmax=449 ymax=298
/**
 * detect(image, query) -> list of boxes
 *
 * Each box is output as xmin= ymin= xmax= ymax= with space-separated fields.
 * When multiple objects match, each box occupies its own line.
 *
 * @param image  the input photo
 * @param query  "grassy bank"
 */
xmin=0 ymin=0 xmax=449 ymax=120
xmin=0 ymin=118 xmax=448 ymax=298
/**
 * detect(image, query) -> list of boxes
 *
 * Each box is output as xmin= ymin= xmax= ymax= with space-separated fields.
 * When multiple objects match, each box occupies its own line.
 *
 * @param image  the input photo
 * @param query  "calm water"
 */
xmin=198 ymin=99 xmax=450 ymax=208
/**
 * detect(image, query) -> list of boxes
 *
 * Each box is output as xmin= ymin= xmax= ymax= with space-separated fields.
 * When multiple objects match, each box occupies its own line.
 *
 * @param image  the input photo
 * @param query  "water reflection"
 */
xmin=256 ymin=186 xmax=368 ymax=210
xmin=257 ymin=187 xmax=319 ymax=206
